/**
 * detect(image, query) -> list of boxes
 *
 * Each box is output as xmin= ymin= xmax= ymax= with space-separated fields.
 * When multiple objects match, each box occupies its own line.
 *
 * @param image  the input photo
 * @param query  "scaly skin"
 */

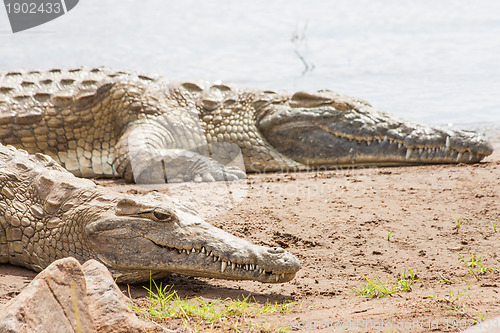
xmin=0 ymin=68 xmax=493 ymax=184
xmin=0 ymin=143 xmax=300 ymax=283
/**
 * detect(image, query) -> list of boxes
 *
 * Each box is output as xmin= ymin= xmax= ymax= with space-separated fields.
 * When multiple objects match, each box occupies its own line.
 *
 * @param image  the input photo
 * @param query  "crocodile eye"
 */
xmin=152 ymin=208 xmax=173 ymax=222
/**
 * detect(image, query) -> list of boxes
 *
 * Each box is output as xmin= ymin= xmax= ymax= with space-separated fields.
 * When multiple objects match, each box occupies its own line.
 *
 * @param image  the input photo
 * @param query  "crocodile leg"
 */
xmin=113 ymin=114 xmax=246 ymax=184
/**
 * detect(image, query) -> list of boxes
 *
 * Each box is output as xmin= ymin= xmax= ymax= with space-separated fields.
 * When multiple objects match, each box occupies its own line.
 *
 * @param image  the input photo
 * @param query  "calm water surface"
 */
xmin=1 ymin=0 xmax=499 ymax=128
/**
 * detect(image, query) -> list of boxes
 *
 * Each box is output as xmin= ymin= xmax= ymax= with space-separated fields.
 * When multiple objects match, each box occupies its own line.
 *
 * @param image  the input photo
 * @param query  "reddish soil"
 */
xmin=1 ymin=137 xmax=499 ymax=332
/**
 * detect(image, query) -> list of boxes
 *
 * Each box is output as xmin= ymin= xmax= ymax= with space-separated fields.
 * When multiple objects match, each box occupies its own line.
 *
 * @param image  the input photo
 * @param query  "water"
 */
xmin=1 ymin=0 xmax=499 ymax=127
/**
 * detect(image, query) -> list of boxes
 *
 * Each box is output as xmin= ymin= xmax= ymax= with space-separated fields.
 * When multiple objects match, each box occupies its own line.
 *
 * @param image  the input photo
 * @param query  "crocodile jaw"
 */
xmin=85 ymin=210 xmax=300 ymax=284
xmin=257 ymin=105 xmax=493 ymax=167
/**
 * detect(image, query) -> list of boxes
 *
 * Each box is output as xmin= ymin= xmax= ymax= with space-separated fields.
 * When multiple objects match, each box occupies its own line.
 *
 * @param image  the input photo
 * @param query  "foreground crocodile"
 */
xmin=0 ymin=143 xmax=300 ymax=283
xmin=0 ymin=68 xmax=493 ymax=184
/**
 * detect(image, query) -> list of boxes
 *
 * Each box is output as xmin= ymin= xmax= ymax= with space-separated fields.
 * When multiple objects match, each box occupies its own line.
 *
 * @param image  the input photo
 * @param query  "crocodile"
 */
xmin=0 ymin=143 xmax=300 ymax=283
xmin=0 ymin=67 xmax=493 ymax=184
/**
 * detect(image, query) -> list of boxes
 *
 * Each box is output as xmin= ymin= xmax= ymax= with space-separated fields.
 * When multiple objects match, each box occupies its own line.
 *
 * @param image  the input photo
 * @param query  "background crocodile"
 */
xmin=0 ymin=143 xmax=300 ymax=283
xmin=0 ymin=68 xmax=493 ymax=183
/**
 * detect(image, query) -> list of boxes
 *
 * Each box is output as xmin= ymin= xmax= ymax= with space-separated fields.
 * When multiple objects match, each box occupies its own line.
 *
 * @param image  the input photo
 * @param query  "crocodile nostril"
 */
xmin=268 ymin=247 xmax=285 ymax=254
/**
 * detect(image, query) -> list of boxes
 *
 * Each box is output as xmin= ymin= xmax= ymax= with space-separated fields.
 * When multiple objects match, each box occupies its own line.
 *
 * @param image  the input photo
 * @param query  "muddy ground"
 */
xmin=1 ymin=137 xmax=499 ymax=332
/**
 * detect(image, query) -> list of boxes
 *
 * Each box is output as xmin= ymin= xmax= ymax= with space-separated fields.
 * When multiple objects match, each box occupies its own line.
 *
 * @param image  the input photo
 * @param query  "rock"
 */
xmin=0 ymin=257 xmax=95 ymax=333
xmin=83 ymin=259 xmax=155 ymax=333
xmin=0 ymin=258 xmax=158 ymax=333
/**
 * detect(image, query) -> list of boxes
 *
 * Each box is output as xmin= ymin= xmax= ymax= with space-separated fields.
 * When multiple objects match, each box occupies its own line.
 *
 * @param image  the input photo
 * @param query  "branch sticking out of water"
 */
xmin=291 ymin=21 xmax=315 ymax=76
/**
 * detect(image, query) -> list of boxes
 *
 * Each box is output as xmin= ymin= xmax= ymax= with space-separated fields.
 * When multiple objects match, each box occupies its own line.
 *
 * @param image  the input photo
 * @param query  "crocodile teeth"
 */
xmin=207 ymin=251 xmax=212 ymax=257
xmin=191 ymin=248 xmax=196 ymax=253
xmin=221 ymin=261 xmax=227 ymax=273
xmin=201 ymin=247 xmax=206 ymax=254
xmin=182 ymin=249 xmax=187 ymax=254
xmin=398 ymin=143 xmax=402 ymax=149
xmin=446 ymin=136 xmax=451 ymax=149
xmin=456 ymin=152 xmax=463 ymax=162
xmin=213 ymin=256 xmax=218 ymax=262
xmin=231 ymin=262 xmax=236 ymax=270
xmin=405 ymin=148 xmax=413 ymax=160
xmin=255 ymin=264 xmax=259 ymax=271
xmin=281 ymin=273 xmax=285 ymax=280
xmin=275 ymin=275 xmax=279 ymax=282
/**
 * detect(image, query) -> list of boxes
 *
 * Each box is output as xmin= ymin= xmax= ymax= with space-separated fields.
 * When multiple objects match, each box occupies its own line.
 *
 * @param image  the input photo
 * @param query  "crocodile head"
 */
xmin=85 ymin=195 xmax=300 ymax=284
xmin=256 ymin=92 xmax=493 ymax=167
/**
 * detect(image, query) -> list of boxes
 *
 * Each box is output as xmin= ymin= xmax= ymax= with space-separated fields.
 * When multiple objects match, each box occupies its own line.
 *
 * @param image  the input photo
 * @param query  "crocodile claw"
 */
xmin=198 ymin=163 xmax=246 ymax=183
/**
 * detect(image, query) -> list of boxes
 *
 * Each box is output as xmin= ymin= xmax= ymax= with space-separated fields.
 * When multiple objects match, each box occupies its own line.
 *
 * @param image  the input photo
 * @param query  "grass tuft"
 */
xmin=426 ymin=288 xmax=484 ymax=324
xmin=352 ymin=269 xmax=419 ymax=298
xmin=352 ymin=275 xmax=395 ymax=298
xmin=459 ymin=252 xmax=500 ymax=277
xmin=130 ymin=279 xmax=298 ymax=332
xmin=451 ymin=212 xmax=470 ymax=233
xmin=396 ymin=269 xmax=420 ymax=292
xmin=491 ymin=220 xmax=499 ymax=232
